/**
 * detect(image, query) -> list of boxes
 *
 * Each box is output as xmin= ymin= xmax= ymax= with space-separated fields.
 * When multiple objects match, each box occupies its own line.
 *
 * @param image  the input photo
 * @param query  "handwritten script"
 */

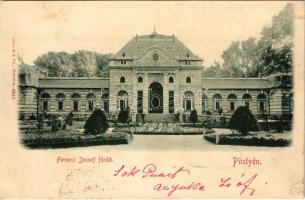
xmin=113 ymin=163 xmax=258 ymax=197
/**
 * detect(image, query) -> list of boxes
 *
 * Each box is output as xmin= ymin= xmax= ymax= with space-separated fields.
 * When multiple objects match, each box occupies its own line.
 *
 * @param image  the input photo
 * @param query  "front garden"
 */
xmin=19 ymin=110 xmax=132 ymax=149
xmin=19 ymin=106 xmax=293 ymax=148
xmin=203 ymin=106 xmax=292 ymax=147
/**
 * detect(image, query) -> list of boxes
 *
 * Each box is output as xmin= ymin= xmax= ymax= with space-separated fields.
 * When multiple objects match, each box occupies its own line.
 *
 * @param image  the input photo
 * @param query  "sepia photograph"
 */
xmin=0 ymin=1 xmax=304 ymax=199
xmin=17 ymin=2 xmax=294 ymax=149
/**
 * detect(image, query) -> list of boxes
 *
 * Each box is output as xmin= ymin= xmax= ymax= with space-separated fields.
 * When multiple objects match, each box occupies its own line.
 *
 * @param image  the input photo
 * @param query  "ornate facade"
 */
xmin=18 ymin=32 xmax=293 ymax=121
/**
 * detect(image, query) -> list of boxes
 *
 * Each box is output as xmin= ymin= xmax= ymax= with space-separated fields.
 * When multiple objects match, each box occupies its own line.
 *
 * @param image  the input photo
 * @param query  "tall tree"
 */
xmin=208 ymin=3 xmax=294 ymax=78
xmin=33 ymin=52 xmax=71 ymax=77
xmin=258 ymin=3 xmax=294 ymax=76
xmin=33 ymin=51 xmax=112 ymax=77
xmin=95 ymin=53 xmax=112 ymax=78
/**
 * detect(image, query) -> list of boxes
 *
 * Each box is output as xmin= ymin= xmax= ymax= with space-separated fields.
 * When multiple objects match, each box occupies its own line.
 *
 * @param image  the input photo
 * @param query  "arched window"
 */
xmin=56 ymin=93 xmax=65 ymax=111
xmin=41 ymin=93 xmax=50 ymax=111
xmin=71 ymin=93 xmax=81 ymax=111
xmin=138 ymin=76 xmax=143 ymax=83
xmin=117 ymin=90 xmax=128 ymax=110
xmin=86 ymin=93 xmax=96 ymax=111
xmin=169 ymin=76 xmax=174 ymax=83
xmin=257 ymin=93 xmax=267 ymax=113
xmin=186 ymin=77 xmax=191 ymax=83
xmin=41 ymin=93 xmax=51 ymax=98
xmin=242 ymin=93 xmax=252 ymax=109
xmin=202 ymin=93 xmax=208 ymax=113
xmin=227 ymin=94 xmax=237 ymax=112
xmin=183 ymin=91 xmax=194 ymax=111
xmin=212 ymin=94 xmax=222 ymax=111
xmin=120 ymin=76 xmax=125 ymax=83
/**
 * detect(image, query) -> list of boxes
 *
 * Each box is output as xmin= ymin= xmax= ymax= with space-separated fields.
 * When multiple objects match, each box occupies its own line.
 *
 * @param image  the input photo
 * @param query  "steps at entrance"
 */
xmin=143 ymin=113 xmax=176 ymax=122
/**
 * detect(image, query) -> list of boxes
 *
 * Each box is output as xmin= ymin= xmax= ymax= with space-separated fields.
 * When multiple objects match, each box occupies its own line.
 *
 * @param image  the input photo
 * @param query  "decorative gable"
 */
xmin=133 ymin=47 xmax=178 ymax=66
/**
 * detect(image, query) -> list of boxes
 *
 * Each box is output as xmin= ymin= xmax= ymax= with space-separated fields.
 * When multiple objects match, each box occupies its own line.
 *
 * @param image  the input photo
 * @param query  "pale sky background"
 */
xmin=1 ymin=1 xmax=290 ymax=67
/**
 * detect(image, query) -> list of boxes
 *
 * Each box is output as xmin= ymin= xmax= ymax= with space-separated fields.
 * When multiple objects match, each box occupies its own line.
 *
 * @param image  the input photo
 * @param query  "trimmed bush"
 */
xmin=84 ymin=109 xmax=109 ymax=134
xmin=228 ymin=106 xmax=259 ymax=135
xmin=190 ymin=110 xmax=198 ymax=123
xmin=117 ymin=109 xmax=129 ymax=123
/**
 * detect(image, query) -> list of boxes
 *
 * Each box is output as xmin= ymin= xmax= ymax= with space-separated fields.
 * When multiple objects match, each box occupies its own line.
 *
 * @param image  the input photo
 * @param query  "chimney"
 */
xmin=136 ymin=34 xmax=138 ymax=43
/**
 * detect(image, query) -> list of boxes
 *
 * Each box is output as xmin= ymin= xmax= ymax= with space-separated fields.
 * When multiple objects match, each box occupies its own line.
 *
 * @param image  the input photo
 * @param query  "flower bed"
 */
xmin=113 ymin=123 xmax=204 ymax=135
xmin=21 ymin=129 xmax=131 ymax=149
xmin=204 ymin=132 xmax=291 ymax=147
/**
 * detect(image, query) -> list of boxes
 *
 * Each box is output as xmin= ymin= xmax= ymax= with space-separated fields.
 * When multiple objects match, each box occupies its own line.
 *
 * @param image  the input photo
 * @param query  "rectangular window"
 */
xmin=43 ymin=101 xmax=48 ymax=110
xmin=186 ymin=99 xmax=192 ymax=110
xmin=58 ymin=101 xmax=63 ymax=111
xmin=88 ymin=101 xmax=93 ymax=111
xmin=104 ymin=101 xmax=109 ymax=112
xmin=215 ymin=101 xmax=219 ymax=110
xmin=73 ymin=101 xmax=78 ymax=111
xmin=245 ymin=101 xmax=249 ymax=109
xmin=137 ymin=91 xmax=143 ymax=113
xmin=120 ymin=100 xmax=125 ymax=110
xmin=259 ymin=101 xmax=265 ymax=112
xmin=169 ymin=91 xmax=174 ymax=113
xmin=282 ymin=97 xmax=290 ymax=110
xmin=230 ymin=101 xmax=235 ymax=111
xmin=202 ymin=100 xmax=205 ymax=111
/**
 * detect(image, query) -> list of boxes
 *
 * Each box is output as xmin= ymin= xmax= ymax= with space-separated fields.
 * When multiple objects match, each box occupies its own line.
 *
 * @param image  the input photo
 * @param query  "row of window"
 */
xmin=116 ymin=90 xmax=270 ymax=113
xmin=207 ymin=93 xmax=267 ymax=101
xmin=120 ymin=60 xmax=192 ymax=65
xmin=119 ymin=76 xmax=192 ymax=83
xmin=42 ymin=99 xmax=109 ymax=112
xmin=203 ymin=93 xmax=268 ymax=112
xmin=40 ymin=93 xmax=109 ymax=112
xmin=202 ymin=98 xmax=266 ymax=112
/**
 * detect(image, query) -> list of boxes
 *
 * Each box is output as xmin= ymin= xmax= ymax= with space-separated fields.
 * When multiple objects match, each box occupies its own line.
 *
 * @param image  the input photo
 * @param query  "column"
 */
xmin=131 ymin=72 xmax=137 ymax=114
xmin=143 ymin=73 xmax=149 ymax=114
xmin=195 ymin=88 xmax=201 ymax=112
xmin=163 ymin=72 xmax=169 ymax=114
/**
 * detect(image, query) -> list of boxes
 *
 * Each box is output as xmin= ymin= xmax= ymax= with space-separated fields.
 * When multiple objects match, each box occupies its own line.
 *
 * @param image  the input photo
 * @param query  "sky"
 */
xmin=1 ymin=1 xmax=290 ymax=67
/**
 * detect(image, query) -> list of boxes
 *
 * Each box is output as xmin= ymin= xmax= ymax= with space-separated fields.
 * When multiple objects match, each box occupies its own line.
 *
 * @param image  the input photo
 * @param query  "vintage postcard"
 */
xmin=0 ymin=1 xmax=304 ymax=199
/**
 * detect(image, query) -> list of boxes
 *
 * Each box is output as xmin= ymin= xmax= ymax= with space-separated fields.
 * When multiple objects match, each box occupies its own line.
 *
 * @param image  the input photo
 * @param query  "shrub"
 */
xmin=190 ymin=110 xmax=198 ymax=123
xmin=174 ymin=112 xmax=180 ymax=122
xmin=117 ymin=109 xmax=129 ymax=123
xmin=228 ymin=106 xmax=259 ymax=135
xmin=19 ymin=114 xmax=25 ymax=120
xmin=84 ymin=109 xmax=109 ymax=134
xmin=28 ymin=114 xmax=36 ymax=120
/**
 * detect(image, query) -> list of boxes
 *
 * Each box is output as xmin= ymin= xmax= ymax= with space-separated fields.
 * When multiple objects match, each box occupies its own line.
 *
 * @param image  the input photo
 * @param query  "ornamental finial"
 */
xmin=153 ymin=25 xmax=157 ymax=35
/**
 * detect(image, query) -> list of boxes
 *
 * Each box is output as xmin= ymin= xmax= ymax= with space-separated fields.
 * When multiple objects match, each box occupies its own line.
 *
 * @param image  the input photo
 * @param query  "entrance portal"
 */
xmin=149 ymin=82 xmax=163 ymax=113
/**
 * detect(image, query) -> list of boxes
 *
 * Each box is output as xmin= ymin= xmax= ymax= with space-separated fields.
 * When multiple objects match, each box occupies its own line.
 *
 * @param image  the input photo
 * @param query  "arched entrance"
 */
xmin=149 ymin=82 xmax=163 ymax=113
